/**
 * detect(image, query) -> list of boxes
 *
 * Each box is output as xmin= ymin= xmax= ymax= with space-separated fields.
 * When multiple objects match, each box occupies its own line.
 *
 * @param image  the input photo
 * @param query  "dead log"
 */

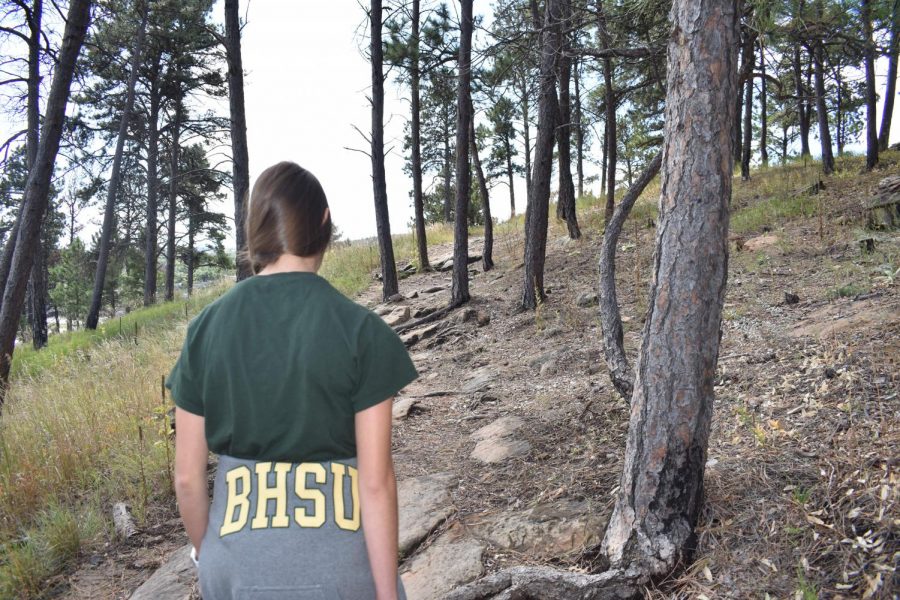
xmin=444 ymin=565 xmax=644 ymax=600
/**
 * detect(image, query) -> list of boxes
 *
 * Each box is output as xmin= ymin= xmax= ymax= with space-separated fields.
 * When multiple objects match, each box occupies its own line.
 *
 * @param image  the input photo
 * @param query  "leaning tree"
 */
xmin=449 ymin=0 xmax=739 ymax=595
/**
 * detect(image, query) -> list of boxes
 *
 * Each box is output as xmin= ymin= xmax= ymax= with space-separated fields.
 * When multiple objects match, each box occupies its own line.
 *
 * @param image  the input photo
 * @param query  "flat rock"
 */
xmin=401 ymin=537 xmax=484 ymax=600
xmin=392 ymin=397 xmax=421 ymax=422
xmin=471 ymin=437 xmax=531 ymax=463
xmin=398 ymin=472 xmax=455 ymax=556
xmin=469 ymin=416 xmax=525 ymax=442
xmin=464 ymin=499 xmax=607 ymax=559
xmin=744 ymin=233 xmax=779 ymax=251
xmin=576 ymin=291 xmax=599 ymax=307
xmin=384 ymin=306 xmax=411 ymax=327
xmin=129 ymin=544 xmax=195 ymax=600
xmin=460 ymin=367 xmax=496 ymax=394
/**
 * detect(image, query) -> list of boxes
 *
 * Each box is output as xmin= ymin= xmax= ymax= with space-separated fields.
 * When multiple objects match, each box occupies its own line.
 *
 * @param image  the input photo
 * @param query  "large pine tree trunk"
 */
xmin=879 ymin=0 xmax=900 ymax=151
xmin=410 ymin=0 xmax=429 ymax=271
xmin=451 ymin=0 xmax=474 ymax=306
xmin=143 ymin=54 xmax=161 ymax=307
xmin=793 ymin=43 xmax=811 ymax=157
xmin=554 ymin=0 xmax=581 ymax=239
xmin=0 ymin=0 xmax=92 ymax=407
xmin=371 ymin=0 xmax=399 ymax=301
xmin=470 ymin=110 xmax=493 ymax=272
xmin=225 ymin=0 xmax=252 ymax=281
xmin=862 ymin=0 xmax=879 ymax=170
xmin=521 ymin=0 xmax=560 ymax=310
xmin=601 ymin=0 xmax=738 ymax=575
xmin=86 ymin=0 xmax=149 ymax=330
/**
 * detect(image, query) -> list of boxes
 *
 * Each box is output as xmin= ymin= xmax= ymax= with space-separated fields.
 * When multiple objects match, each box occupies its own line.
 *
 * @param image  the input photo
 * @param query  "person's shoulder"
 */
xmin=184 ymin=281 xmax=239 ymax=334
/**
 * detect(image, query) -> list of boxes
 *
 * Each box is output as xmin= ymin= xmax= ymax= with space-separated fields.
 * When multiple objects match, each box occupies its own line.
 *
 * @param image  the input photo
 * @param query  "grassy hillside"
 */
xmin=1 ymin=151 xmax=895 ymax=597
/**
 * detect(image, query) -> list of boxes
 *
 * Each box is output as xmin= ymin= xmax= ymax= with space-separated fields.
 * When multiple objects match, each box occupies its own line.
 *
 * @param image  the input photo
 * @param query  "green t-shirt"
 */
xmin=164 ymin=271 xmax=419 ymax=463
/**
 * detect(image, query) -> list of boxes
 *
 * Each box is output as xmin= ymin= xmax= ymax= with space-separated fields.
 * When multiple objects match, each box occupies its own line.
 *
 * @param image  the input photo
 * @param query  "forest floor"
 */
xmin=56 ymin=155 xmax=898 ymax=599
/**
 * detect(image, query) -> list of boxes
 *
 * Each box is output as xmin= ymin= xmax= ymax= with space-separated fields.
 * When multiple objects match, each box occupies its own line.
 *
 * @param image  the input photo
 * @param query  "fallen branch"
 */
xmin=444 ymin=565 xmax=645 ymax=600
xmin=598 ymin=152 xmax=661 ymax=401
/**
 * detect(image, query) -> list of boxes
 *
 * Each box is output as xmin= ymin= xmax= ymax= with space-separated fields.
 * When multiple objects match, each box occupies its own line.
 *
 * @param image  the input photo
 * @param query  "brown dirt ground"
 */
xmin=55 ymin=157 xmax=898 ymax=599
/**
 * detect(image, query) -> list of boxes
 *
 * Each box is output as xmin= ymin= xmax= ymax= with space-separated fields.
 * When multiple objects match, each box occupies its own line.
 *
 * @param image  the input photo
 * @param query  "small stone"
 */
xmin=540 ymin=360 xmax=557 ymax=377
xmin=469 ymin=416 xmax=525 ymax=442
xmin=576 ymin=292 xmax=599 ymax=307
xmin=471 ymin=437 xmax=531 ymax=463
xmin=475 ymin=311 xmax=490 ymax=327
xmin=824 ymin=366 xmax=837 ymax=379
xmin=392 ymin=397 xmax=421 ymax=422
xmin=384 ymin=306 xmax=411 ymax=327
xmin=457 ymin=308 xmax=477 ymax=324
xmin=784 ymin=291 xmax=800 ymax=305
xmin=422 ymin=285 xmax=445 ymax=294
xmin=388 ymin=293 xmax=405 ymax=303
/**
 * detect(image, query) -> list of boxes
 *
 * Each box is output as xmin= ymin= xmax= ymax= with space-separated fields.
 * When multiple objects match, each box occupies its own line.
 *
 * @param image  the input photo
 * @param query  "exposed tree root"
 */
xmin=445 ymin=565 xmax=646 ymax=600
xmin=393 ymin=300 xmax=464 ymax=334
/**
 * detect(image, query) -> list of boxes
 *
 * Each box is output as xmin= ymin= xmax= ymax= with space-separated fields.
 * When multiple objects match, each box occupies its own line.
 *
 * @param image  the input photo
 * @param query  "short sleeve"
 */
xmin=350 ymin=312 xmax=419 ymax=413
xmin=165 ymin=324 xmax=204 ymax=416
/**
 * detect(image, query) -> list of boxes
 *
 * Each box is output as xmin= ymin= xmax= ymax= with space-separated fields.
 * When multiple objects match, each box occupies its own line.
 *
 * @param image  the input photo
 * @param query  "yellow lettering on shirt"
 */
xmin=251 ymin=462 xmax=291 ymax=529
xmin=331 ymin=462 xmax=360 ymax=531
xmin=294 ymin=463 xmax=326 ymax=527
xmin=219 ymin=465 xmax=252 ymax=537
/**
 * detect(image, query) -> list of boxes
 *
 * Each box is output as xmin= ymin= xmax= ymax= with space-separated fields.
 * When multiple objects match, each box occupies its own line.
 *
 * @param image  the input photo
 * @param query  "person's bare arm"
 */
xmin=174 ymin=407 xmax=209 ymax=556
xmin=356 ymin=397 xmax=400 ymax=600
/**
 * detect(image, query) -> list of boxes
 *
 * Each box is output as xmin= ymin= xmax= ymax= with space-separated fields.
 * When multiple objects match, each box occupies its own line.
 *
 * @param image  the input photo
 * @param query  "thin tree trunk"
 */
xmin=793 ymin=43 xmax=811 ymax=157
xmin=521 ymin=0 xmax=560 ymax=310
xmin=601 ymin=0 xmax=738 ymax=573
xmin=411 ymin=0 xmax=429 ymax=271
xmin=879 ymin=0 xmax=900 ymax=151
xmin=371 ymin=0 xmax=399 ymax=300
xmin=599 ymin=152 xmax=661 ymax=401
xmin=740 ymin=32 xmax=754 ymax=180
xmin=225 ymin=0 xmax=252 ymax=280
xmin=451 ymin=0 xmax=474 ymax=305
xmin=812 ymin=34 xmax=834 ymax=174
xmin=600 ymin=122 xmax=607 ymax=194
xmin=504 ymin=133 xmax=516 ymax=217
xmin=25 ymin=0 xmax=46 ymax=349
xmin=759 ymin=40 xmax=768 ymax=167
xmin=573 ymin=54 xmax=584 ymax=198
xmin=166 ymin=86 xmax=182 ymax=302
xmin=599 ymin=2 xmax=616 ymax=224
xmin=187 ymin=204 xmax=195 ymax=295
xmin=521 ymin=74 xmax=532 ymax=211
xmin=862 ymin=0 xmax=878 ymax=170
xmin=470 ymin=111 xmax=493 ymax=272
xmin=443 ymin=124 xmax=452 ymax=223
xmin=555 ymin=0 xmax=580 ymax=239
xmin=0 ymin=0 xmax=92 ymax=406
xmin=86 ymin=0 xmax=149 ymax=330
xmin=143 ymin=53 xmax=161 ymax=307
xmin=835 ymin=65 xmax=844 ymax=155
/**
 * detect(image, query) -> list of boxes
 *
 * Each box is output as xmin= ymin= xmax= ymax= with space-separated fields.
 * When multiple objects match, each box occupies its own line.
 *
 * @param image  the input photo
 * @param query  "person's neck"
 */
xmin=257 ymin=253 xmax=322 ymax=276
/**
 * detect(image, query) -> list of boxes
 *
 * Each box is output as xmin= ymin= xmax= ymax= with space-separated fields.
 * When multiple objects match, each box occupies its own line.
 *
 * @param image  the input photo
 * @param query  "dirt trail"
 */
xmin=59 ymin=163 xmax=898 ymax=599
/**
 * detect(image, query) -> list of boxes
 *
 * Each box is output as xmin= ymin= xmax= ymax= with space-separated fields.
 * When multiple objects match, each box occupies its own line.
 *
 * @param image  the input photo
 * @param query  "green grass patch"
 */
xmin=730 ymin=193 xmax=819 ymax=235
xmin=826 ymin=282 xmax=869 ymax=300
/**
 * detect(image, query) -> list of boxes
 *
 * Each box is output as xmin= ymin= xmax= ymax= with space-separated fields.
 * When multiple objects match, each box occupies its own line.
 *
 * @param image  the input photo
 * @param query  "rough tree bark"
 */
xmin=411 ymin=0 xmax=429 ymax=271
xmin=554 ymin=0 xmax=581 ymax=239
xmin=602 ymin=0 xmax=738 ymax=572
xmin=450 ymin=0 xmax=738 ymax=594
xmin=451 ymin=0 xmax=473 ymax=306
xmin=740 ymin=29 xmax=755 ymax=180
xmin=143 ymin=51 xmax=161 ymax=307
xmin=598 ymin=152 xmax=661 ymax=402
xmin=0 ymin=0 xmax=92 ymax=407
xmin=862 ymin=0 xmax=878 ymax=170
xmin=371 ymin=0 xmax=399 ymax=300
xmin=469 ymin=106 xmax=493 ymax=272
xmin=225 ymin=0 xmax=252 ymax=280
xmin=520 ymin=73 xmax=532 ymax=211
xmin=521 ymin=0 xmax=560 ymax=310
xmin=86 ymin=0 xmax=149 ymax=330
xmin=879 ymin=0 xmax=900 ymax=151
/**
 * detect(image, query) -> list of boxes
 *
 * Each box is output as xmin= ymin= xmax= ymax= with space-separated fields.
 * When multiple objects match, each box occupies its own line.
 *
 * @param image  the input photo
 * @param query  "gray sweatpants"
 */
xmin=198 ymin=454 xmax=407 ymax=600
